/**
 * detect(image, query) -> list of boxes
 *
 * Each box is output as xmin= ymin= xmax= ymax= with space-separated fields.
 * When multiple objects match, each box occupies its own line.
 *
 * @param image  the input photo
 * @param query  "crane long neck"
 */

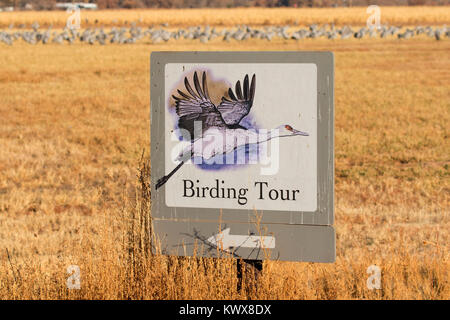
xmin=258 ymin=129 xmax=282 ymax=142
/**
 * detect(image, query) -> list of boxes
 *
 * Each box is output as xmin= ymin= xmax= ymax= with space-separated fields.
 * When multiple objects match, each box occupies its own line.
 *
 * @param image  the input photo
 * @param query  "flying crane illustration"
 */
xmin=155 ymin=71 xmax=309 ymax=190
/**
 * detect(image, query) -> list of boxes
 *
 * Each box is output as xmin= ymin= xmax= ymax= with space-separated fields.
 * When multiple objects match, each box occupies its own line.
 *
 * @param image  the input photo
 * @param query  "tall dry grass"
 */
xmin=0 ymin=156 xmax=447 ymax=299
xmin=0 ymin=6 xmax=449 ymax=28
xmin=0 ymin=20 xmax=448 ymax=299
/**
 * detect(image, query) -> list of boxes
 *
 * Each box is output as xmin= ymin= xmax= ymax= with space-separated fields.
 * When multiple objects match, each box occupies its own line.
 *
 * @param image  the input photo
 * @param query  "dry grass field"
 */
xmin=0 ymin=7 xmax=449 ymax=299
xmin=1 ymin=6 xmax=450 ymax=28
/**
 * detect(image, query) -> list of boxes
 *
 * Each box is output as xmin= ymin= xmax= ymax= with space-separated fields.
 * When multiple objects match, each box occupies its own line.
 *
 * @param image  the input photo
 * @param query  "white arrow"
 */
xmin=206 ymin=228 xmax=276 ymax=251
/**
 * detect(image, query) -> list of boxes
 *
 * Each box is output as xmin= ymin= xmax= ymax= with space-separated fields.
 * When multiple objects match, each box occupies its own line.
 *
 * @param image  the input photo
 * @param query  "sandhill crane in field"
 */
xmin=155 ymin=71 xmax=309 ymax=190
xmin=2 ymin=24 xmax=449 ymax=46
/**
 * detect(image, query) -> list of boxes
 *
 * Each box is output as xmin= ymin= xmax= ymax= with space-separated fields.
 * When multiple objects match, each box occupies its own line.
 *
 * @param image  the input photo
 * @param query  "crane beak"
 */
xmin=292 ymin=129 xmax=309 ymax=136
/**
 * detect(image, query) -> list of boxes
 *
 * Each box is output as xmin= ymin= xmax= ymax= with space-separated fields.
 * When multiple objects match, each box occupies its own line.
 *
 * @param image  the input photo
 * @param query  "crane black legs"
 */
xmin=155 ymin=161 xmax=185 ymax=190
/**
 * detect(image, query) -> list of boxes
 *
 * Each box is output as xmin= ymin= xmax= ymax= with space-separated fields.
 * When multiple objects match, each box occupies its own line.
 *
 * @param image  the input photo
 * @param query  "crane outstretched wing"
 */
xmin=172 ymin=71 xmax=226 ymax=140
xmin=217 ymin=74 xmax=256 ymax=126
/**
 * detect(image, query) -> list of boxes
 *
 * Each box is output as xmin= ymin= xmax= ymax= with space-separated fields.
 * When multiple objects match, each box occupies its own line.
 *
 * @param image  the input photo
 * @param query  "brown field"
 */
xmin=0 ymin=7 xmax=449 ymax=300
xmin=1 ymin=6 xmax=450 ymax=28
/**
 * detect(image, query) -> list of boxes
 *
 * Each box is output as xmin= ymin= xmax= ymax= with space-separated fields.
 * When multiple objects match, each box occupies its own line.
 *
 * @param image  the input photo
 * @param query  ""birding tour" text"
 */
xmin=182 ymin=179 xmax=301 ymax=205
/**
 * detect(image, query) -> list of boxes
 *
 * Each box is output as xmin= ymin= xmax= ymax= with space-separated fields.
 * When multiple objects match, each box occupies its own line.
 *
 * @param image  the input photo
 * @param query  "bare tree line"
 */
xmin=0 ymin=0 xmax=447 ymax=10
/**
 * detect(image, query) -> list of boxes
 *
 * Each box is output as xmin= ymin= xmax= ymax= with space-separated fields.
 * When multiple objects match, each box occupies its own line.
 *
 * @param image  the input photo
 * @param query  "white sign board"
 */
xmin=151 ymin=52 xmax=335 ymax=262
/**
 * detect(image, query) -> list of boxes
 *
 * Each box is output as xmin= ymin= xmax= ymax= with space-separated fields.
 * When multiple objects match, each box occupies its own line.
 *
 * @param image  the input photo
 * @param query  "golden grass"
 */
xmin=0 ymin=6 xmax=449 ymax=28
xmin=0 ymin=24 xmax=449 ymax=299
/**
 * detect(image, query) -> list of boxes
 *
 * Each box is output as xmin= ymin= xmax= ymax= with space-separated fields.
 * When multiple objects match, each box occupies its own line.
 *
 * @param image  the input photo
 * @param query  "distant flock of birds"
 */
xmin=0 ymin=22 xmax=449 ymax=45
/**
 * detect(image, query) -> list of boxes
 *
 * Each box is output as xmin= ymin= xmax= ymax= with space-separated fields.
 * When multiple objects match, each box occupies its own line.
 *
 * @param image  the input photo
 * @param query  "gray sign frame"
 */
xmin=151 ymin=51 xmax=334 ymax=262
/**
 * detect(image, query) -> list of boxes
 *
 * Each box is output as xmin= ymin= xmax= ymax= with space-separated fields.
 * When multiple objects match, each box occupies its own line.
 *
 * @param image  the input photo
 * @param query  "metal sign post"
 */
xmin=151 ymin=52 xmax=335 ymax=264
xmin=236 ymin=259 xmax=263 ymax=293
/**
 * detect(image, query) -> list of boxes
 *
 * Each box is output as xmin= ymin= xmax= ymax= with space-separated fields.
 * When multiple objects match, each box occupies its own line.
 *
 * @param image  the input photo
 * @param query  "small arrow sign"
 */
xmin=206 ymin=228 xmax=276 ymax=251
